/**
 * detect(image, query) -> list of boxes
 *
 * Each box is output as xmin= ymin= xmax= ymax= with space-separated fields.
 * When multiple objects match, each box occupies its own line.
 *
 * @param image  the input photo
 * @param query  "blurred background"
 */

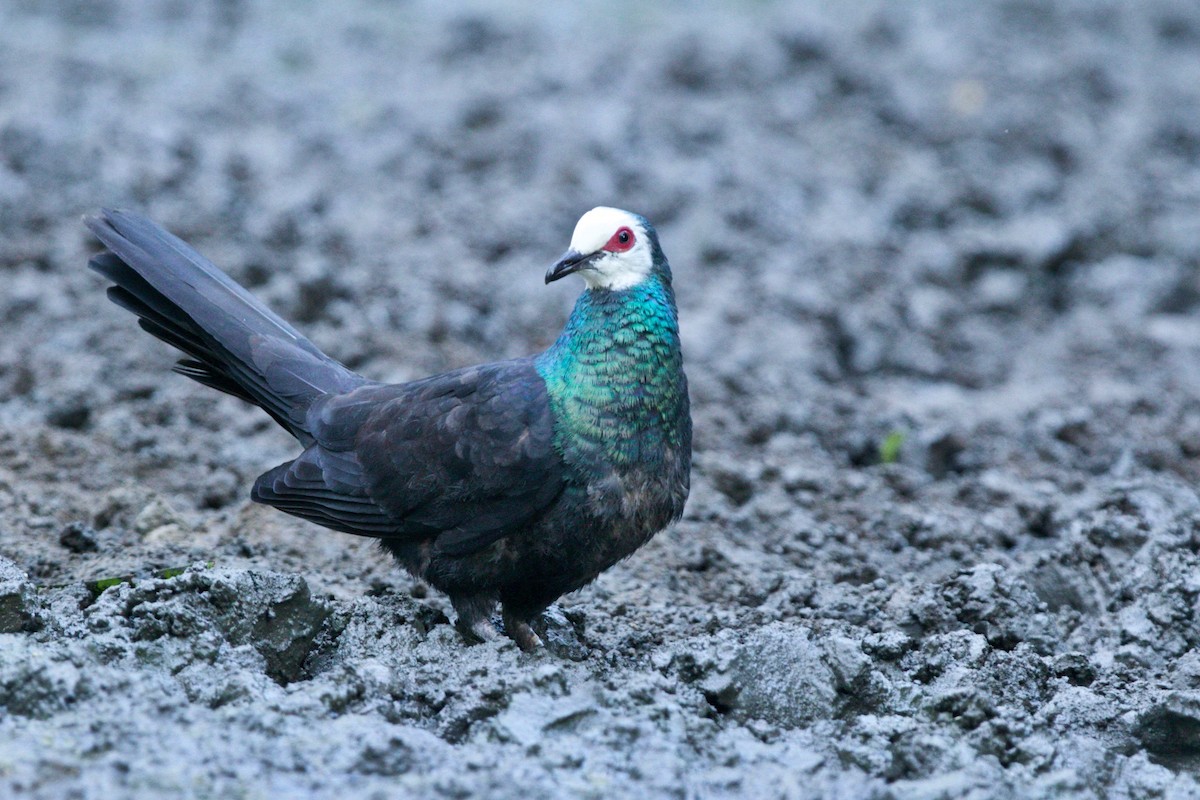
xmin=3 ymin=1 xmax=1200 ymax=798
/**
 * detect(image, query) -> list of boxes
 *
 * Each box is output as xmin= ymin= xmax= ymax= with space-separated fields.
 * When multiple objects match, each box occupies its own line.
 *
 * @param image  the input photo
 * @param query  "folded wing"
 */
xmin=252 ymin=358 xmax=566 ymax=557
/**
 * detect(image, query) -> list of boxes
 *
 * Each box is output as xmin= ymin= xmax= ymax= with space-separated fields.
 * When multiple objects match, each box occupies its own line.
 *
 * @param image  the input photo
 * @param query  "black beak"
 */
xmin=545 ymin=249 xmax=599 ymax=284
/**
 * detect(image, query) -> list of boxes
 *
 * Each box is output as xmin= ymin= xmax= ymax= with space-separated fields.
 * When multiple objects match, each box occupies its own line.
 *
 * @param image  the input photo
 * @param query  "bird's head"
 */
xmin=545 ymin=207 xmax=668 ymax=291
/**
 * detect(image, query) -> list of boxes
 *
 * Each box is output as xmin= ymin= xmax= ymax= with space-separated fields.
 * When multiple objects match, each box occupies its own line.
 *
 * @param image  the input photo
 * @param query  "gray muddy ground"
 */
xmin=3 ymin=1 xmax=1200 ymax=797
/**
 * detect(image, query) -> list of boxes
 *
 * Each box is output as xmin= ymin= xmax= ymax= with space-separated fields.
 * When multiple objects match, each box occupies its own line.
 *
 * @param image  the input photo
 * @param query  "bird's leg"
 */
xmin=452 ymin=594 xmax=499 ymax=643
xmin=501 ymin=606 xmax=543 ymax=652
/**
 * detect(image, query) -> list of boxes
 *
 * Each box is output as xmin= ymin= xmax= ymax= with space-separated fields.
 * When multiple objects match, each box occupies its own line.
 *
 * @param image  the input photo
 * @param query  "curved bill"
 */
xmin=545 ymin=249 xmax=600 ymax=283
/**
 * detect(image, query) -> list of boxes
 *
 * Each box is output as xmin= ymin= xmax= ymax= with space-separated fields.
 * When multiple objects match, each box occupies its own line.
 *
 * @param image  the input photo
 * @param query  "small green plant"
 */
xmin=89 ymin=576 xmax=126 ymax=593
xmin=879 ymin=430 xmax=906 ymax=464
xmin=81 ymin=562 xmax=213 ymax=596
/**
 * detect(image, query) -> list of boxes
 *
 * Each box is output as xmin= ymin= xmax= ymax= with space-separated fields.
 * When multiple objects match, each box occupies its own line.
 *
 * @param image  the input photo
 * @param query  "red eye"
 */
xmin=603 ymin=226 xmax=635 ymax=253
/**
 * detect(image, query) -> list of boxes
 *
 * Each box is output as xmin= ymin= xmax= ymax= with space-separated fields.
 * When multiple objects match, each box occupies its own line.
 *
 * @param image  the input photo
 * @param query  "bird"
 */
xmin=84 ymin=206 xmax=691 ymax=650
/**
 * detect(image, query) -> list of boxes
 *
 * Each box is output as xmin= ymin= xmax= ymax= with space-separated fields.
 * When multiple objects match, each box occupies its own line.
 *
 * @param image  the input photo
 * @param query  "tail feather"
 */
xmin=86 ymin=209 xmax=367 ymax=442
xmin=172 ymin=358 xmax=259 ymax=406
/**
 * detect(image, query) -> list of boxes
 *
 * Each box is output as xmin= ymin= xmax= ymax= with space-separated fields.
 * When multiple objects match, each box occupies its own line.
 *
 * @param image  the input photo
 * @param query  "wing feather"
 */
xmin=250 ymin=357 xmax=565 ymax=555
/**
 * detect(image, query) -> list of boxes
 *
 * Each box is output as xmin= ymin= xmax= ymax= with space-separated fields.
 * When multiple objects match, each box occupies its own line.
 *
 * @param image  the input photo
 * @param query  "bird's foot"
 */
xmin=502 ymin=609 xmax=543 ymax=652
xmin=459 ymin=616 xmax=501 ymax=643
xmin=452 ymin=594 xmax=500 ymax=644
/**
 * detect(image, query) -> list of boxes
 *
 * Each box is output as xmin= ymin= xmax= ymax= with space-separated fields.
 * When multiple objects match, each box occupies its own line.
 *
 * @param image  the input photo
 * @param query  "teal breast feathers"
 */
xmin=536 ymin=274 xmax=687 ymax=472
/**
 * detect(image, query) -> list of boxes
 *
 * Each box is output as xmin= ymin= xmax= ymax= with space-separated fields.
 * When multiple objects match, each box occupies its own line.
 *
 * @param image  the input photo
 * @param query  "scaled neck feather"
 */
xmin=536 ymin=274 xmax=687 ymax=471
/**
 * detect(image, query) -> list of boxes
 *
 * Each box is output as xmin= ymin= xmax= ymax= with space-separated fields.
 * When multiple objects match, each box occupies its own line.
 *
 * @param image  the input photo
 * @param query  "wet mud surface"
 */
xmin=3 ymin=1 xmax=1200 ymax=797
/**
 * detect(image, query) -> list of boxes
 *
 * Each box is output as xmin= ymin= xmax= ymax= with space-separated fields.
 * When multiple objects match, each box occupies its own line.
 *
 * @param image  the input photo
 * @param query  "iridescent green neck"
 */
xmin=536 ymin=274 xmax=687 ymax=473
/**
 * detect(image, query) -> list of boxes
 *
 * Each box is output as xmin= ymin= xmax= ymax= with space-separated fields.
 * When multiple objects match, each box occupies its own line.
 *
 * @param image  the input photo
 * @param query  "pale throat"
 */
xmin=580 ymin=258 xmax=653 ymax=292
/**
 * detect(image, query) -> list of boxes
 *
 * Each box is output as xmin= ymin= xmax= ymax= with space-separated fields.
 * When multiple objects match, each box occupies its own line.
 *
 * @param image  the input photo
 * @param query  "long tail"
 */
xmin=85 ymin=209 xmax=367 ymax=444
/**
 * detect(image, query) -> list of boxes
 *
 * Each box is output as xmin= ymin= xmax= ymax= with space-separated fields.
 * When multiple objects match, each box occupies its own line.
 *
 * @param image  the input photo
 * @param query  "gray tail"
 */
xmin=86 ymin=209 xmax=366 ymax=443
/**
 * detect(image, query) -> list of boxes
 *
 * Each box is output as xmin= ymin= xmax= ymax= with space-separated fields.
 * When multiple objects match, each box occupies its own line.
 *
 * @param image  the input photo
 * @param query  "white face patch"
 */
xmin=568 ymin=207 xmax=655 ymax=291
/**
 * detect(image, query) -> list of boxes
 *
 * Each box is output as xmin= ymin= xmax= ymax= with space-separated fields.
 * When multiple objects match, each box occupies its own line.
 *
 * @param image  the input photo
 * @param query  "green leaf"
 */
xmin=90 ymin=576 xmax=128 ymax=592
xmin=81 ymin=562 xmax=213 ymax=596
xmin=879 ymin=430 xmax=906 ymax=464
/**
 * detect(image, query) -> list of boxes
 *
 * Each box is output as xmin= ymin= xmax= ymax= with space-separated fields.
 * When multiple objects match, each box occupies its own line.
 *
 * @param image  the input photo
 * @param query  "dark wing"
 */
xmin=252 ymin=446 xmax=400 ymax=536
xmin=251 ymin=358 xmax=566 ymax=557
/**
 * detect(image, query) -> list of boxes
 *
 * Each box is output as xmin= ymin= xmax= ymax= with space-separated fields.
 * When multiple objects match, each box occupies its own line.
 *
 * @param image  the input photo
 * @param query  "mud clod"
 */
xmin=0 ymin=557 xmax=41 ymax=633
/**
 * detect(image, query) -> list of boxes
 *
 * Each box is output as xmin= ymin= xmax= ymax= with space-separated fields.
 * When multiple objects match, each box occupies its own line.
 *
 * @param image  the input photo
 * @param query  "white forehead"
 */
xmin=569 ymin=206 xmax=641 ymax=253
